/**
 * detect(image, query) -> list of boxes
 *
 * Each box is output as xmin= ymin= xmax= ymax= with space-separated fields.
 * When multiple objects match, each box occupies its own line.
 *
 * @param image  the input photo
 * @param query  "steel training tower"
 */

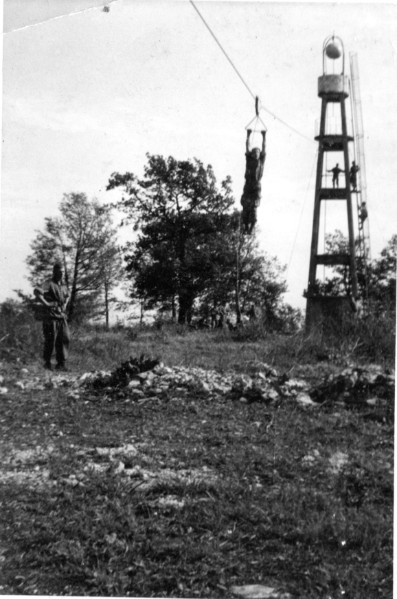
xmin=305 ymin=35 xmax=362 ymax=330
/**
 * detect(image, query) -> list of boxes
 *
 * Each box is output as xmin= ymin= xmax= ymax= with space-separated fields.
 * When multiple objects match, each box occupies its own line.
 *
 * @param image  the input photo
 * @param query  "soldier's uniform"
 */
xmin=349 ymin=163 xmax=360 ymax=191
xmin=34 ymin=268 xmax=70 ymax=370
xmin=241 ymin=148 xmax=266 ymax=234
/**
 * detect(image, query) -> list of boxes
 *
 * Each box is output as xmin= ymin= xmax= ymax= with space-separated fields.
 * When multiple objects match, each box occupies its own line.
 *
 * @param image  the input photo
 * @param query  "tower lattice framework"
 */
xmin=306 ymin=35 xmax=358 ymax=330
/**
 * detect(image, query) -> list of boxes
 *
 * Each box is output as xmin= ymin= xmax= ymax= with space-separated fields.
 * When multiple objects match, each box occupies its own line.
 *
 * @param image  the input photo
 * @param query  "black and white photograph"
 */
xmin=0 ymin=1 xmax=395 ymax=597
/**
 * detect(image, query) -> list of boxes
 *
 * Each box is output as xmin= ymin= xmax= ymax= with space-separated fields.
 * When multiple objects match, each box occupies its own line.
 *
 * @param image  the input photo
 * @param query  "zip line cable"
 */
xmin=189 ymin=0 xmax=255 ymax=101
xmin=189 ymin=0 xmax=314 ymax=143
xmin=3 ymin=0 xmax=119 ymax=35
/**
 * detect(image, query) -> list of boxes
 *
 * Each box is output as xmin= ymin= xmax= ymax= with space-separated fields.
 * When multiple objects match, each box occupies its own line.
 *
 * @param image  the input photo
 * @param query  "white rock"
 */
xmin=329 ymin=451 xmax=349 ymax=473
xmin=137 ymin=372 xmax=149 ymax=381
xmin=99 ymin=370 xmax=111 ymax=377
xmin=114 ymin=461 xmax=125 ymax=474
xmin=96 ymin=447 xmax=111 ymax=457
xmin=125 ymin=465 xmax=141 ymax=477
xmin=120 ymin=443 xmax=138 ymax=457
xmin=231 ymin=584 xmax=292 ymax=599
xmin=157 ymin=496 xmax=185 ymax=509
xmin=232 ymin=375 xmax=253 ymax=393
xmin=213 ymin=383 xmax=228 ymax=394
xmin=192 ymin=380 xmax=210 ymax=393
xmin=155 ymin=366 xmax=173 ymax=375
xmin=296 ymin=393 xmax=317 ymax=406
xmin=20 ymin=368 xmax=29 ymax=376
xmin=79 ymin=372 xmax=94 ymax=382
xmin=151 ymin=387 xmax=163 ymax=395
xmin=366 ymin=397 xmax=379 ymax=406
xmin=284 ymin=379 xmax=308 ymax=390
xmin=0 ymin=387 xmax=8 ymax=395
xmin=127 ymin=379 xmax=141 ymax=388
xmin=14 ymin=381 xmax=25 ymax=390
xmin=265 ymin=389 xmax=279 ymax=401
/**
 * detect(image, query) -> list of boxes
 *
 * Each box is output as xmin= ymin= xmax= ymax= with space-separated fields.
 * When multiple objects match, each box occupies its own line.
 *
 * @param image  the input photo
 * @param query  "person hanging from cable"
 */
xmin=241 ymin=128 xmax=266 ymax=235
xmin=349 ymin=161 xmax=360 ymax=191
xmin=327 ymin=163 xmax=344 ymax=188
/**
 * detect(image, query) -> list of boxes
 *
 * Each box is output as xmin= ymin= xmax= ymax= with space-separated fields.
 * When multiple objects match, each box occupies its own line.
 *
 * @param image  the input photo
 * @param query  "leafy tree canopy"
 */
xmin=108 ymin=154 xmax=234 ymax=323
xmin=108 ymin=154 xmax=289 ymax=326
xmin=313 ymin=230 xmax=396 ymax=313
xmin=26 ymin=193 xmax=122 ymax=324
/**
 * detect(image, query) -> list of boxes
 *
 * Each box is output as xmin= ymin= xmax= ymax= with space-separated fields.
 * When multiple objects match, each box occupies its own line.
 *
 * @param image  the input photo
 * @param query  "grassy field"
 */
xmin=0 ymin=319 xmax=394 ymax=598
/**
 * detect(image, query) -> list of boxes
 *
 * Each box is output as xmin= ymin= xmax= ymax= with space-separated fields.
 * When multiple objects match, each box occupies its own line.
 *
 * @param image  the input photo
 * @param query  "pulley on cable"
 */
xmin=240 ymin=96 xmax=267 ymax=235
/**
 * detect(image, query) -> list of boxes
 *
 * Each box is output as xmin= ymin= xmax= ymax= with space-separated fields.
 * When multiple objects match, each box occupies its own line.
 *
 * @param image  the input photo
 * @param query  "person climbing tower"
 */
xmin=241 ymin=129 xmax=266 ymax=234
xmin=327 ymin=163 xmax=344 ymax=188
xmin=359 ymin=201 xmax=368 ymax=225
xmin=349 ymin=161 xmax=360 ymax=191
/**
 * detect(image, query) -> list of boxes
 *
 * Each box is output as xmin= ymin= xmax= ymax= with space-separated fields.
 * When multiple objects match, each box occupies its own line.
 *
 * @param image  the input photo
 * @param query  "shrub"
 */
xmin=352 ymin=309 xmax=395 ymax=363
xmin=0 ymin=299 xmax=42 ymax=360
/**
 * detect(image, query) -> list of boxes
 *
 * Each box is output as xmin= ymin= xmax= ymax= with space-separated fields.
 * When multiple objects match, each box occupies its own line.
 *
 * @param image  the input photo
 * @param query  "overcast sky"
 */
xmin=1 ymin=0 xmax=397 ymax=310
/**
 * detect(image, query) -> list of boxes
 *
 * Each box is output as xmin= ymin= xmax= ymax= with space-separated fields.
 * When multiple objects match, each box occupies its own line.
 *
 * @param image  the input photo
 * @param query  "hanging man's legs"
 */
xmin=246 ymin=203 xmax=257 ymax=234
xmin=241 ymin=190 xmax=260 ymax=235
xmin=242 ymin=210 xmax=250 ymax=234
xmin=247 ymin=191 xmax=261 ymax=234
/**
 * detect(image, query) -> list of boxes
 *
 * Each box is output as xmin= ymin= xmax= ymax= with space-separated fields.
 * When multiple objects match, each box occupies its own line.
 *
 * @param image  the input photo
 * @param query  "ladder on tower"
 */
xmin=349 ymin=53 xmax=371 ymax=307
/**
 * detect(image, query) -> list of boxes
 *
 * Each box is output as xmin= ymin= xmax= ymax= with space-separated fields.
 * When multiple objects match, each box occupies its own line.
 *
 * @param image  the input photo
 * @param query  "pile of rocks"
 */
xmin=89 ymin=354 xmax=160 ymax=389
xmin=308 ymin=364 xmax=395 ymax=407
xmin=1 ymin=358 xmax=394 ymax=413
xmin=80 ymin=360 xmax=288 ymax=404
xmin=80 ymin=359 xmax=394 ymax=412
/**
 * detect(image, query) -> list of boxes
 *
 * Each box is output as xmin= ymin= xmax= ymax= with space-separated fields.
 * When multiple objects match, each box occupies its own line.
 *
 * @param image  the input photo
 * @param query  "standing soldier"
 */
xmin=241 ymin=129 xmax=266 ymax=234
xmin=34 ymin=261 xmax=70 ymax=371
xmin=327 ymin=163 xmax=344 ymax=188
xmin=349 ymin=161 xmax=360 ymax=191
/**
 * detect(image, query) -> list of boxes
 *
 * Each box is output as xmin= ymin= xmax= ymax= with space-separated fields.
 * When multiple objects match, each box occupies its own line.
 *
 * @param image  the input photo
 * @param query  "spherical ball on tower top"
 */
xmin=325 ymin=41 xmax=342 ymax=59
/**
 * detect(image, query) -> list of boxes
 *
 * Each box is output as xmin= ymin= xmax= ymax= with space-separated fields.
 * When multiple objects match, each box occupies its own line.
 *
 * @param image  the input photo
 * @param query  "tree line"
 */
xmin=312 ymin=230 xmax=396 ymax=314
xmin=20 ymin=154 xmax=395 ymax=327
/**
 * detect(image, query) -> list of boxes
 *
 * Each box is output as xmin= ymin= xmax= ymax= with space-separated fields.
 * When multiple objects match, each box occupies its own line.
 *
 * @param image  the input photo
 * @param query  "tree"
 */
xmin=369 ymin=234 xmax=396 ymax=311
xmin=236 ymin=232 xmax=288 ymax=324
xmin=26 ymin=193 xmax=122 ymax=324
xmin=108 ymin=154 xmax=291 ymax=326
xmin=108 ymin=154 xmax=236 ymax=323
xmin=313 ymin=230 xmax=396 ymax=313
xmin=195 ymin=220 xmax=288 ymax=326
xmin=95 ymin=242 xmax=124 ymax=329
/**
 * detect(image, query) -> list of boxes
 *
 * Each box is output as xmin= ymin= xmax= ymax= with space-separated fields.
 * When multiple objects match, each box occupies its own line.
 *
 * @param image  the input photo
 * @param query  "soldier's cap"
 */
xmin=53 ymin=261 xmax=63 ymax=271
